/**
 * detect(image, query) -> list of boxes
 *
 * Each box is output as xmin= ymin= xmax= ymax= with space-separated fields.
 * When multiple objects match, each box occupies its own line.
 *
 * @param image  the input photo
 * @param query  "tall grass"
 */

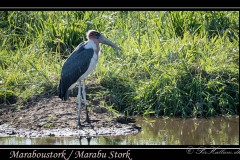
xmin=0 ymin=11 xmax=239 ymax=117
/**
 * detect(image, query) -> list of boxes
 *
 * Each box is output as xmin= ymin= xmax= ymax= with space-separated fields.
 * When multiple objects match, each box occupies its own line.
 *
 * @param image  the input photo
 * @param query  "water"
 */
xmin=0 ymin=116 xmax=239 ymax=145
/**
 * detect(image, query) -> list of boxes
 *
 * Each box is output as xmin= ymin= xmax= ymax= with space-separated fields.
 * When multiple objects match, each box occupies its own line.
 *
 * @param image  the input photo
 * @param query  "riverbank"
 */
xmin=0 ymin=95 xmax=140 ymax=137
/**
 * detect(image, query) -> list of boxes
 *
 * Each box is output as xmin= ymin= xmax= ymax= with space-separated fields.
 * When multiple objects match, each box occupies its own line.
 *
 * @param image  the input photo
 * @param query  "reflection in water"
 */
xmin=0 ymin=116 xmax=238 ymax=145
xmin=133 ymin=116 xmax=239 ymax=145
xmin=79 ymin=136 xmax=92 ymax=145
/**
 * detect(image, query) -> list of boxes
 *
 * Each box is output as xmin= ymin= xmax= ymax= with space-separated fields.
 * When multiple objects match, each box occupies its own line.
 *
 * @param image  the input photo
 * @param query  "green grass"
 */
xmin=0 ymin=11 xmax=239 ymax=118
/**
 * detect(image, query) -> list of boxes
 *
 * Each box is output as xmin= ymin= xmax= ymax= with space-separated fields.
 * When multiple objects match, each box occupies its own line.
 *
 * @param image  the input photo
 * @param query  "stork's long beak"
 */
xmin=99 ymin=35 xmax=121 ymax=50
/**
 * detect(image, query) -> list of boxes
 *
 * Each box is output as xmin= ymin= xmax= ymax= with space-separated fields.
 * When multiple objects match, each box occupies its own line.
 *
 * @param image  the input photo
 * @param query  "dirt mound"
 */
xmin=0 ymin=96 xmax=140 ymax=138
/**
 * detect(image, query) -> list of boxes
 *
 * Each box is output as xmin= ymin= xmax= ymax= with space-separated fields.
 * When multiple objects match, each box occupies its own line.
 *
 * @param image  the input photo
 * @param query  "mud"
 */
xmin=0 ymin=95 xmax=140 ymax=138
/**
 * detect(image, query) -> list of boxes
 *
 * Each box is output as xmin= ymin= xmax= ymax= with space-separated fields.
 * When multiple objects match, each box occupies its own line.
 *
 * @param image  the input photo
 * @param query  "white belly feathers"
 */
xmin=79 ymin=51 xmax=98 ymax=80
xmin=79 ymin=40 xmax=99 ymax=80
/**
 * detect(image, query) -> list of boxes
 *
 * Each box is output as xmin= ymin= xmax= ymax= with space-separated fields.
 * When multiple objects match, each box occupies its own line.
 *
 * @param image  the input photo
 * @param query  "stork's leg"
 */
xmin=77 ymin=80 xmax=82 ymax=128
xmin=82 ymin=80 xmax=90 ymax=123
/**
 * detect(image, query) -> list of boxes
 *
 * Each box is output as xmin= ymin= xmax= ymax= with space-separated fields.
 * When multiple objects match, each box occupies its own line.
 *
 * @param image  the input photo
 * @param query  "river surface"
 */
xmin=0 ymin=116 xmax=239 ymax=145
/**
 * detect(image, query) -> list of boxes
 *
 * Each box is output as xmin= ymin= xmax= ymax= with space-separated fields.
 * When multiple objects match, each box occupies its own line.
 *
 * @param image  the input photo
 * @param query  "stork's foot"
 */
xmin=83 ymin=118 xmax=94 ymax=129
xmin=77 ymin=122 xmax=85 ymax=129
xmin=84 ymin=117 xmax=91 ymax=123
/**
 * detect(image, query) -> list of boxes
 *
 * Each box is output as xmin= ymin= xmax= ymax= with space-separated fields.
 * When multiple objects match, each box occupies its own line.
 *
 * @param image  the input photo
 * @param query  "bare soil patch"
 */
xmin=0 ymin=94 xmax=140 ymax=138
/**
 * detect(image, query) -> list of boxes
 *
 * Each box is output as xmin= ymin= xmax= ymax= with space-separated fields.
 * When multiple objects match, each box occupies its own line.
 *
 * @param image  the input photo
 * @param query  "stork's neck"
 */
xmin=84 ymin=40 xmax=100 ymax=54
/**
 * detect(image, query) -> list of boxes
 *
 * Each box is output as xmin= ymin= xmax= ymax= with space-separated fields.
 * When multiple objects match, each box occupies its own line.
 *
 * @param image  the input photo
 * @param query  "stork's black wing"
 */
xmin=58 ymin=42 xmax=94 ymax=100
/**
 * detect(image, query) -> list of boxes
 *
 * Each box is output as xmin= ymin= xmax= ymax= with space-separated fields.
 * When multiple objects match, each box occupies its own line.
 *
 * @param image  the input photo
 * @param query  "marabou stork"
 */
xmin=58 ymin=30 xmax=120 ymax=128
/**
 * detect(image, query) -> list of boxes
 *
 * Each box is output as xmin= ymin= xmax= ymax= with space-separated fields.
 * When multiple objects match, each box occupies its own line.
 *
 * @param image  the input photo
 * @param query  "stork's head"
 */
xmin=87 ymin=30 xmax=120 ymax=50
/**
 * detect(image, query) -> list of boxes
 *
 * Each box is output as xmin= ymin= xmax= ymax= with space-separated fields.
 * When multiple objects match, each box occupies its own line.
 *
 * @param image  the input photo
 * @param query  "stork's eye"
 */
xmin=95 ymin=32 xmax=100 ymax=38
